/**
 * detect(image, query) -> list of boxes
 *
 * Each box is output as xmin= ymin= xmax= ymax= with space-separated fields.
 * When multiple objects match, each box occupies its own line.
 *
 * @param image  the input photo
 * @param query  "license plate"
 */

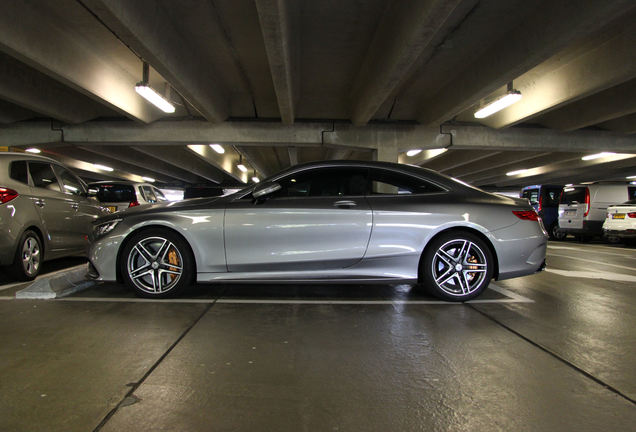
xmin=612 ymin=213 xmax=625 ymax=219
xmin=107 ymin=206 xmax=117 ymax=213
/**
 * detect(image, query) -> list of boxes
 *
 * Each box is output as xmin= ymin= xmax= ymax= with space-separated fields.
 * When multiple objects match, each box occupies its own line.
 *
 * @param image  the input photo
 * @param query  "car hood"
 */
xmin=94 ymin=197 xmax=223 ymax=224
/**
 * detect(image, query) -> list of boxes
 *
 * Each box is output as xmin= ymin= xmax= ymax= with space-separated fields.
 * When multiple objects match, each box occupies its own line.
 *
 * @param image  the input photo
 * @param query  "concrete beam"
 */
xmin=255 ymin=0 xmax=299 ymax=124
xmin=443 ymin=124 xmax=636 ymax=152
xmin=0 ymin=53 xmax=109 ymax=124
xmin=539 ymin=79 xmax=636 ymax=131
xmin=0 ymin=0 xmax=161 ymax=123
xmin=417 ymin=0 xmax=635 ymax=126
xmin=78 ymin=145 xmax=201 ymax=184
xmin=420 ymin=150 xmax=500 ymax=172
xmin=323 ymin=124 xmax=450 ymax=151
xmin=0 ymin=99 xmax=36 ymax=124
xmin=287 ymin=147 xmax=298 ymax=166
xmin=350 ymin=0 xmax=472 ymax=125
xmin=185 ymin=145 xmax=246 ymax=183
xmin=449 ymin=152 xmax=554 ymax=178
xmin=462 ymin=153 xmax=582 ymax=184
xmin=83 ymin=0 xmax=229 ymax=122
xmin=600 ymin=113 xmax=636 ymax=135
xmin=132 ymin=146 xmax=226 ymax=184
xmin=482 ymin=19 xmax=636 ymax=129
xmin=235 ymin=146 xmax=273 ymax=178
xmin=51 ymin=146 xmax=178 ymax=184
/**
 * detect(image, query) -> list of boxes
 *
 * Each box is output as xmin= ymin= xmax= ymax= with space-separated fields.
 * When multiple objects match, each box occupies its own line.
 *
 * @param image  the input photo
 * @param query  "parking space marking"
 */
xmin=548 ymin=245 xmax=636 ymax=258
xmin=548 ymin=253 xmax=636 ymax=272
xmin=545 ymin=268 xmax=636 ymax=283
xmin=0 ymin=283 xmax=532 ymax=304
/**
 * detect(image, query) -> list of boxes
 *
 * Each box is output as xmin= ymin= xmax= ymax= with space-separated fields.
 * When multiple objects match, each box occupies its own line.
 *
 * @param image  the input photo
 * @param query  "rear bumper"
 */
xmin=603 ymin=229 xmax=636 ymax=239
xmin=558 ymin=220 xmax=603 ymax=236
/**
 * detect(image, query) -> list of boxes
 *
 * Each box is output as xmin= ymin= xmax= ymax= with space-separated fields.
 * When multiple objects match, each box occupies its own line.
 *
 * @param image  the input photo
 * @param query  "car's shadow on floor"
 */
xmin=0 ymin=257 xmax=87 ymax=285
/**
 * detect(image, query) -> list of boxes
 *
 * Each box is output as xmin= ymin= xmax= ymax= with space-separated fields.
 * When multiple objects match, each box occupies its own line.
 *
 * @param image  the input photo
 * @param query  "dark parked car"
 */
xmin=0 ymin=152 xmax=108 ymax=280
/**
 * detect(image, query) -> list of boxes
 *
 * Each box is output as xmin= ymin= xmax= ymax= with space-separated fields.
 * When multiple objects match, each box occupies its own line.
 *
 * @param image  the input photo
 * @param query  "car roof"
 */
xmin=88 ymin=181 xmax=149 ymax=187
xmin=0 ymin=152 xmax=62 ymax=164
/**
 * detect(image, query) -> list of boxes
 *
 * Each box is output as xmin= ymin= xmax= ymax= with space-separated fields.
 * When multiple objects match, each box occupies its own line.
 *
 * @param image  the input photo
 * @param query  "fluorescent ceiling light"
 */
xmin=237 ymin=164 xmax=247 ymax=173
xmin=565 ymin=183 xmax=573 ymax=187
xmin=135 ymin=84 xmax=175 ymax=113
xmin=141 ymin=177 xmax=155 ymax=183
xmin=406 ymin=149 xmax=422 ymax=157
xmin=210 ymin=144 xmax=225 ymax=154
xmin=506 ymin=169 xmax=529 ymax=176
xmin=626 ymin=175 xmax=636 ymax=179
xmin=25 ymin=148 xmax=41 ymax=154
xmin=93 ymin=164 xmax=114 ymax=172
xmin=252 ymin=177 xmax=260 ymax=183
xmin=582 ymin=152 xmax=615 ymax=161
xmin=474 ymin=91 xmax=522 ymax=119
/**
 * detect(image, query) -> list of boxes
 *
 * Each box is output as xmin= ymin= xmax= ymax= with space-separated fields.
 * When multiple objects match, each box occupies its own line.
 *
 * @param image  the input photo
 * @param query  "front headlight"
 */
xmin=94 ymin=219 xmax=122 ymax=238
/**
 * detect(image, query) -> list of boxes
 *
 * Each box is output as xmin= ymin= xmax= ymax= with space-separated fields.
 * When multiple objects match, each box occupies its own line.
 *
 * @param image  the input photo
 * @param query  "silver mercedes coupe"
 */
xmin=88 ymin=161 xmax=547 ymax=301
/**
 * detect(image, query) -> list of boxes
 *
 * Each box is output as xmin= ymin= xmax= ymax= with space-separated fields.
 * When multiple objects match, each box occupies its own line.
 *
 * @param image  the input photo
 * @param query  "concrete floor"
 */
xmin=0 ymin=241 xmax=634 ymax=431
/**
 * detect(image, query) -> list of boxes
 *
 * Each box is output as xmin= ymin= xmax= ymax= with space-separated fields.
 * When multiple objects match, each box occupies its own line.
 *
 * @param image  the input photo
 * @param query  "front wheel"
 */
xmin=120 ymin=229 xmax=195 ymax=298
xmin=421 ymin=231 xmax=494 ymax=302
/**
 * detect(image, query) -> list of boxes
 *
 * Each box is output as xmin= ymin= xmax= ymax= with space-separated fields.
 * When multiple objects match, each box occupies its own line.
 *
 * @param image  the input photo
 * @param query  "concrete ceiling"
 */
xmin=0 ymin=0 xmax=635 ymax=189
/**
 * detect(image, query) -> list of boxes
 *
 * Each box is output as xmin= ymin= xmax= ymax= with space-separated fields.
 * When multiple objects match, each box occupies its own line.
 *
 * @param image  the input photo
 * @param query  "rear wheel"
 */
xmin=10 ymin=230 xmax=42 ymax=281
xmin=550 ymin=223 xmax=566 ymax=241
xmin=120 ymin=229 xmax=194 ymax=298
xmin=421 ymin=231 xmax=494 ymax=302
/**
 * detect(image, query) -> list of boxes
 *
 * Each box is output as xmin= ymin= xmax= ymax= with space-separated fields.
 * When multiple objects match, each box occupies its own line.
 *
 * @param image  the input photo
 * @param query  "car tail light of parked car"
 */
xmin=129 ymin=200 xmax=140 ymax=208
xmin=512 ymin=210 xmax=540 ymax=221
xmin=628 ymin=212 xmax=636 ymax=218
xmin=0 ymin=187 xmax=18 ymax=204
xmin=584 ymin=187 xmax=591 ymax=217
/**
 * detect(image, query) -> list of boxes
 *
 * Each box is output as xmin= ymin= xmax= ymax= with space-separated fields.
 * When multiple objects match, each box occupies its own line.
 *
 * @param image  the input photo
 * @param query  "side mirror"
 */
xmin=252 ymin=182 xmax=281 ymax=199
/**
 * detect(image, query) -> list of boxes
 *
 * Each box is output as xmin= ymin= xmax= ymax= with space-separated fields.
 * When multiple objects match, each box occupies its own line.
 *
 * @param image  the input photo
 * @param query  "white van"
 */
xmin=558 ymin=183 xmax=636 ymax=241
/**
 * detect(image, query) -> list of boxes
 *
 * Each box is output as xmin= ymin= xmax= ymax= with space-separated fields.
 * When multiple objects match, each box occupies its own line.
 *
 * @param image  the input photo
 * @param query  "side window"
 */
xmin=272 ymin=168 xmax=368 ymax=198
xmin=29 ymin=162 xmax=61 ymax=193
xmin=9 ymin=161 xmax=28 ymax=184
xmin=368 ymin=168 xmax=444 ymax=195
xmin=53 ymin=166 xmax=85 ymax=196
xmin=141 ymin=186 xmax=157 ymax=203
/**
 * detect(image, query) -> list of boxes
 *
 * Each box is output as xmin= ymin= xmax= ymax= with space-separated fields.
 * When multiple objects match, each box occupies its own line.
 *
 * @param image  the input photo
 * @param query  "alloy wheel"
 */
xmin=431 ymin=239 xmax=488 ymax=296
xmin=126 ymin=236 xmax=183 ymax=294
xmin=21 ymin=236 xmax=40 ymax=278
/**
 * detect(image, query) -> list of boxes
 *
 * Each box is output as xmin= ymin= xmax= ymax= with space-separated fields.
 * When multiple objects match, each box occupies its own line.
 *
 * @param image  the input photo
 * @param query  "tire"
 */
xmin=550 ymin=223 xmax=566 ymax=241
xmin=10 ymin=230 xmax=42 ymax=281
xmin=120 ymin=228 xmax=195 ymax=298
xmin=421 ymin=231 xmax=494 ymax=302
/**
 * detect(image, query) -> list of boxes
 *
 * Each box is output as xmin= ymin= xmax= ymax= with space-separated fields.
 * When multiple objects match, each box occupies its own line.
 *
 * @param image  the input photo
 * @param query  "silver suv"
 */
xmin=0 ymin=152 xmax=108 ymax=280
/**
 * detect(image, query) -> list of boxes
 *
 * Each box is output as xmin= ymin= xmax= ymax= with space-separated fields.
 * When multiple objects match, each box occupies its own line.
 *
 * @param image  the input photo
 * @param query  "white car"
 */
xmin=88 ymin=181 xmax=168 ymax=213
xmin=603 ymin=199 xmax=636 ymax=244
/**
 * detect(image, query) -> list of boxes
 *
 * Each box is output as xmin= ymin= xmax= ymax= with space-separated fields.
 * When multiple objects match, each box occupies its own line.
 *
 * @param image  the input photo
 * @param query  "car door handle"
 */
xmin=35 ymin=199 xmax=45 ymax=208
xmin=333 ymin=200 xmax=357 ymax=207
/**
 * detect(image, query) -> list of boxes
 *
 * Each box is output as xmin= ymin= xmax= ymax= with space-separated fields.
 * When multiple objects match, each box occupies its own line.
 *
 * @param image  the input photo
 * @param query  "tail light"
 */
xmin=513 ymin=210 xmax=539 ymax=221
xmin=583 ymin=187 xmax=590 ymax=217
xmin=538 ymin=194 xmax=543 ymax=212
xmin=628 ymin=212 xmax=636 ymax=218
xmin=0 ymin=187 xmax=18 ymax=204
xmin=128 ymin=200 xmax=140 ymax=207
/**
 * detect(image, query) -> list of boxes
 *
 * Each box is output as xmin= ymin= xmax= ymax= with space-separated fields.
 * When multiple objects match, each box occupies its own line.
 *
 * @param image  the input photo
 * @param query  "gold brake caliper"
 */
xmin=168 ymin=248 xmax=180 ymax=281
xmin=466 ymin=256 xmax=479 ymax=280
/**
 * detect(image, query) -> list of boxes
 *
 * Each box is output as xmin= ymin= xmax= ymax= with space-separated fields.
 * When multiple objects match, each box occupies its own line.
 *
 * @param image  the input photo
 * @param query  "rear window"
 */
xmin=560 ymin=187 xmax=586 ymax=205
xmin=9 ymin=161 xmax=28 ymax=184
xmin=521 ymin=188 xmax=539 ymax=205
xmin=93 ymin=184 xmax=136 ymax=202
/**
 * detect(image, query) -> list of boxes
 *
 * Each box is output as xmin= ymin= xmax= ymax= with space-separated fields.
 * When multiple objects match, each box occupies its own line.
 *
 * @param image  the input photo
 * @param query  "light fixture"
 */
xmin=406 ymin=149 xmax=422 ymax=157
xmin=627 ymin=175 xmax=636 ymax=179
xmin=25 ymin=148 xmax=41 ymax=154
xmin=237 ymin=164 xmax=247 ymax=173
xmin=141 ymin=177 xmax=155 ymax=183
xmin=565 ymin=183 xmax=573 ymax=187
xmin=252 ymin=176 xmax=260 ymax=183
xmin=582 ymin=152 xmax=616 ymax=161
xmin=93 ymin=164 xmax=114 ymax=172
xmin=209 ymin=144 xmax=225 ymax=154
xmin=506 ymin=169 xmax=529 ymax=176
xmin=135 ymin=62 xmax=175 ymax=113
xmin=474 ymin=82 xmax=522 ymax=119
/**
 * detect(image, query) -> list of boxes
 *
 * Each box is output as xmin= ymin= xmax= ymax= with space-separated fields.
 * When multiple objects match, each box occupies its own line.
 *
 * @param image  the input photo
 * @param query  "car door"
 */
xmin=52 ymin=165 xmax=95 ymax=251
xmin=224 ymin=167 xmax=372 ymax=272
xmin=27 ymin=161 xmax=75 ymax=253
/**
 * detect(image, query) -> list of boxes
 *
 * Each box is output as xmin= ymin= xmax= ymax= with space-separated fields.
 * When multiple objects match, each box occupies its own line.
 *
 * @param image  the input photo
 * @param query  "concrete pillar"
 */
xmin=374 ymin=141 xmax=398 ymax=163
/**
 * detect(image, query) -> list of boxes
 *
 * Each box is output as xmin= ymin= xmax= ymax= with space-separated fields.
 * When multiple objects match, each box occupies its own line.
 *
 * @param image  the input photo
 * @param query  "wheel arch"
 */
xmin=22 ymin=225 xmax=45 ymax=257
xmin=115 ymin=224 xmax=197 ymax=284
xmin=418 ymin=227 xmax=499 ymax=282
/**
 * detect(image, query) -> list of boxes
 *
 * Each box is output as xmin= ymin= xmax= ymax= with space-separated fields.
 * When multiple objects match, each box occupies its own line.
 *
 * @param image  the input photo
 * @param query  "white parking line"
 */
xmin=548 ymin=245 xmax=636 ymax=259
xmin=548 ymin=253 xmax=636 ymax=272
xmin=0 ymin=283 xmax=533 ymax=304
